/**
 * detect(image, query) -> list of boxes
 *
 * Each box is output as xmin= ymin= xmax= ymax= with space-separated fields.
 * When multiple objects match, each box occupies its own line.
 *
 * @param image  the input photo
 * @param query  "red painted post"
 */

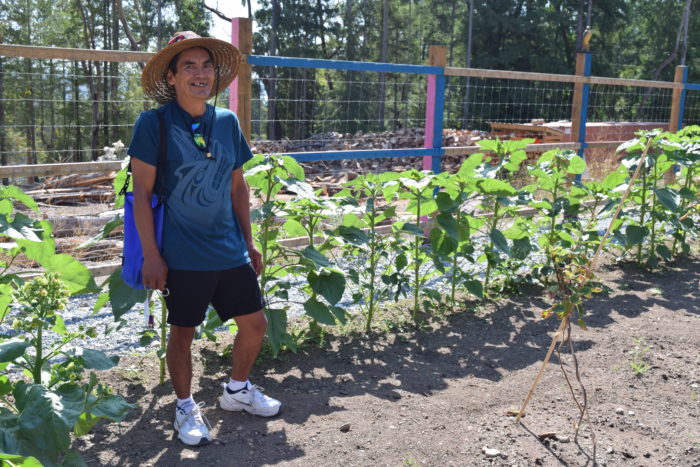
xmin=423 ymin=46 xmax=447 ymax=171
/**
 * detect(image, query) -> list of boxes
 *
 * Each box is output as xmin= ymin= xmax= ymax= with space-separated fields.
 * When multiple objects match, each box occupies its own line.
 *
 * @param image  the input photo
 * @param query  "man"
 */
xmin=128 ymin=31 xmax=281 ymax=447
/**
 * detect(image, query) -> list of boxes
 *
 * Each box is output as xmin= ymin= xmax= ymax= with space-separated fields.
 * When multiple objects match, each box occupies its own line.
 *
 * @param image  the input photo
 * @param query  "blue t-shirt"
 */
xmin=128 ymin=101 xmax=254 ymax=271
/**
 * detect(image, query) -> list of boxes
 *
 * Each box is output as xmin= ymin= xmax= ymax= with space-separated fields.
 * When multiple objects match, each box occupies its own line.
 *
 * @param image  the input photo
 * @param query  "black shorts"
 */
xmin=164 ymin=263 xmax=265 ymax=327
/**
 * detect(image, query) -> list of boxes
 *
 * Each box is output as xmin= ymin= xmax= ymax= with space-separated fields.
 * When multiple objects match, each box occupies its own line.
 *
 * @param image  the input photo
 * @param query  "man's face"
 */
xmin=166 ymin=47 xmax=215 ymax=102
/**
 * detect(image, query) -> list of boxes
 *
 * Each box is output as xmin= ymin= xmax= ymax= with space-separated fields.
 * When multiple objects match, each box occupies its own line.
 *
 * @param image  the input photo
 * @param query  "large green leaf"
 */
xmin=464 ymin=280 xmax=483 ymax=298
xmin=13 ymin=384 xmax=77 ymax=461
xmin=0 ymin=340 xmax=31 ymax=363
xmin=625 ymin=225 xmax=648 ymax=247
xmin=489 ymin=229 xmax=510 ymax=254
xmin=0 ymin=213 xmax=42 ymax=242
xmin=308 ymin=269 xmax=345 ymax=305
xmin=0 ymin=186 xmax=39 ymax=212
xmin=0 ymin=453 xmax=43 ymax=467
xmin=436 ymin=213 xmax=459 ymax=240
xmin=299 ymin=246 xmax=332 ymax=268
xmin=85 ymin=394 xmax=133 ymax=422
xmin=263 ymin=308 xmax=289 ymax=355
xmin=303 ymin=297 xmax=336 ymax=325
xmin=107 ymin=270 xmax=147 ymax=320
xmin=0 ymin=282 xmax=15 ymax=322
xmin=69 ymin=349 xmax=119 ymax=371
xmin=477 ymin=179 xmax=517 ymax=196
xmin=567 ymin=155 xmax=586 ymax=174
xmin=336 ymin=225 xmax=368 ymax=245
xmin=654 ymin=188 xmax=679 ymax=212
xmin=45 ymin=255 xmax=98 ymax=295
xmin=282 ymin=219 xmax=306 ymax=237
xmin=510 ymin=237 xmax=532 ymax=260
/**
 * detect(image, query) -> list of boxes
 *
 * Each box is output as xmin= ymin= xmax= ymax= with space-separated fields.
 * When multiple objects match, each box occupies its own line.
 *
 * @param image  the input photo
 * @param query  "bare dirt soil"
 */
xmin=74 ymin=257 xmax=700 ymax=467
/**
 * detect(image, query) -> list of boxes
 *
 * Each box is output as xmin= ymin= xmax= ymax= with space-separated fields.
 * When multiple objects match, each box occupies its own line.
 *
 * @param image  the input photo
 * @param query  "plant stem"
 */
xmin=365 ymin=193 xmax=378 ymax=333
xmin=649 ymin=161 xmax=658 ymax=263
xmin=636 ymin=169 xmax=647 ymax=264
xmin=672 ymin=166 xmax=693 ymax=256
xmin=33 ymin=318 xmax=43 ymax=385
xmin=412 ymin=193 xmax=422 ymax=321
xmin=484 ymin=200 xmax=500 ymax=294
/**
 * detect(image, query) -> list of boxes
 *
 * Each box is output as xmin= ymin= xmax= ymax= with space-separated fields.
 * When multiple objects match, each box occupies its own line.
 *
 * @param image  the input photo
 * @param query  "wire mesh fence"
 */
xmin=248 ymin=66 xmax=428 ymax=154
xmin=683 ymin=89 xmax=700 ymax=127
xmin=444 ymin=76 xmax=575 ymax=134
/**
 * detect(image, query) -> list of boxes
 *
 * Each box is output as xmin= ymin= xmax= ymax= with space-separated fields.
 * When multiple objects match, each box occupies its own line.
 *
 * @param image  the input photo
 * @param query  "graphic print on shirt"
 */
xmin=166 ymin=122 xmax=234 ymax=232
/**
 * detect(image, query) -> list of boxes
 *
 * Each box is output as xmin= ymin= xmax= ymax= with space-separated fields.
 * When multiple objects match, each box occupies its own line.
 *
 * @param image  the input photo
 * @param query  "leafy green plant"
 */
xmin=471 ymin=138 xmax=533 ymax=295
xmin=0 ymin=274 xmax=132 ymax=466
xmin=390 ymin=169 xmax=439 ymax=321
xmin=665 ymin=126 xmax=700 ymax=257
xmin=524 ymin=149 xmax=588 ymax=281
xmin=245 ymin=154 xmax=347 ymax=353
xmin=431 ymin=156 xmax=482 ymax=304
xmin=332 ymin=172 xmax=408 ymax=332
xmin=614 ymin=132 xmax=679 ymax=268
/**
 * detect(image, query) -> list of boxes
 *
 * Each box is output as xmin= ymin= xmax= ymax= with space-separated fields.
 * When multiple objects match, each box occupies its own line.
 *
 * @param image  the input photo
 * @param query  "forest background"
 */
xmin=0 ymin=0 xmax=697 ymax=166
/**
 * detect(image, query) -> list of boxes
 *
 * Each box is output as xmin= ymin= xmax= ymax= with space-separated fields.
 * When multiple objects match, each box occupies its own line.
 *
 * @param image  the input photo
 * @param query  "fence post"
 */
xmin=571 ymin=51 xmax=592 ymax=180
xmin=669 ymin=65 xmax=688 ymax=132
xmin=424 ymin=45 xmax=446 ymax=174
xmin=230 ymin=17 xmax=253 ymax=141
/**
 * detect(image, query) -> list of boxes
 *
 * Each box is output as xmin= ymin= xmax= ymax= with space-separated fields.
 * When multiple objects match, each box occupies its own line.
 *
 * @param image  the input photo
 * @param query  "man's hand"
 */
xmin=248 ymin=243 xmax=263 ymax=276
xmin=142 ymin=255 xmax=168 ymax=291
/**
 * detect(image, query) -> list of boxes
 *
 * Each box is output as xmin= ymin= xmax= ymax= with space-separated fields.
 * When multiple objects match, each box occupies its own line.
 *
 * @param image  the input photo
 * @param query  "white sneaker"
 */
xmin=174 ymin=402 xmax=212 ymax=446
xmin=219 ymin=382 xmax=282 ymax=417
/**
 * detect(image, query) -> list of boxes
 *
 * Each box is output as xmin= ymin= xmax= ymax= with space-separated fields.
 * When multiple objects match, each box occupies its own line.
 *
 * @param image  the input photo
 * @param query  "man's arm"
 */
xmin=231 ymin=168 xmax=263 ymax=275
xmin=132 ymin=157 xmax=168 ymax=290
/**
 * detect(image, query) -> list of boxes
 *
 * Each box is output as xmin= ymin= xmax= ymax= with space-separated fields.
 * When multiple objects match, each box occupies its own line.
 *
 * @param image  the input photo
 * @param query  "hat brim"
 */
xmin=141 ymin=38 xmax=242 ymax=105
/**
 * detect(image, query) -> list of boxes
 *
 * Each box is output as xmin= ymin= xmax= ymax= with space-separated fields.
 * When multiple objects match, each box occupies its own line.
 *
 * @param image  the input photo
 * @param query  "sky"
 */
xmin=208 ymin=1 xmax=259 ymax=42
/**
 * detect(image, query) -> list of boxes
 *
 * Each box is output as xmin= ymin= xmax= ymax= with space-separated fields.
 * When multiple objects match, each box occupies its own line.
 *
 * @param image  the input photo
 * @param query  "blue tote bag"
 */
xmin=121 ymin=110 xmax=167 ymax=289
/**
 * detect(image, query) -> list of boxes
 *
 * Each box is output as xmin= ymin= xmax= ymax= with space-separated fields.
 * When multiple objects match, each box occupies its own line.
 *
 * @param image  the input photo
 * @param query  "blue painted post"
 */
xmin=573 ymin=52 xmax=592 ymax=181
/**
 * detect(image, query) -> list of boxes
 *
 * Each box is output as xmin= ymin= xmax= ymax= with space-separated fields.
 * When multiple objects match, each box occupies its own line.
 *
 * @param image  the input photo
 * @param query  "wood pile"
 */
xmin=27 ymin=172 xmax=116 ymax=205
xmin=250 ymin=128 xmax=486 ymax=154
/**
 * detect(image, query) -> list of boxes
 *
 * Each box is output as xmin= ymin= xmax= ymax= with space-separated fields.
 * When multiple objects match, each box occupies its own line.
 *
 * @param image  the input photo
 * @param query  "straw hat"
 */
xmin=141 ymin=31 xmax=242 ymax=104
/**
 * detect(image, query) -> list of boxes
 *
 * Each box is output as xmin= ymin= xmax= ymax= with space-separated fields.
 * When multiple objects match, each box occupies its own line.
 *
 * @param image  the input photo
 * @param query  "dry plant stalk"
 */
xmin=516 ymin=138 xmax=654 ymax=427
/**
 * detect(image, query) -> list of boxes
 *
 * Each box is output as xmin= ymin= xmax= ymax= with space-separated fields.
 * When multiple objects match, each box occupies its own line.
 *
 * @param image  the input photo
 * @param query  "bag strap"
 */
xmin=120 ymin=108 xmax=167 ymax=197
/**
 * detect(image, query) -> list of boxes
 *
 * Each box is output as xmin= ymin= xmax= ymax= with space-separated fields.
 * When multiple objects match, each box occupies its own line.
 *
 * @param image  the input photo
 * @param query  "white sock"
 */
xmin=227 ymin=378 xmax=249 ymax=392
xmin=176 ymin=396 xmax=195 ymax=412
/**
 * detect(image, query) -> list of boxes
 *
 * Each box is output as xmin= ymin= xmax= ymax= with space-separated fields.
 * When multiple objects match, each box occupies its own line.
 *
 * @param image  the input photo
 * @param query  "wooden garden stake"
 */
xmin=516 ymin=137 xmax=654 ymax=422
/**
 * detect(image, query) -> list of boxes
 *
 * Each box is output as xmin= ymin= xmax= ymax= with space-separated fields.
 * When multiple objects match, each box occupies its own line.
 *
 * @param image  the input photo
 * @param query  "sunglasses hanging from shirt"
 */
xmin=191 ymin=119 xmax=216 ymax=160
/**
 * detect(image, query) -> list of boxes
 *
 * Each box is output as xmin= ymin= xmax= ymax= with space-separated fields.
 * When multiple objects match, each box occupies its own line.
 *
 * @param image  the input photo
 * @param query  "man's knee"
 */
xmin=236 ymin=310 xmax=267 ymax=338
xmin=168 ymin=325 xmax=195 ymax=352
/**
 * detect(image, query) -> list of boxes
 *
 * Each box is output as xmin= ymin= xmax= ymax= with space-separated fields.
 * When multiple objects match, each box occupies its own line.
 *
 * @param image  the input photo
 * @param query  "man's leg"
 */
xmin=220 ymin=309 xmax=281 ymax=416
xmin=167 ymin=325 xmax=196 ymax=398
xmin=230 ymin=309 xmax=267 ymax=381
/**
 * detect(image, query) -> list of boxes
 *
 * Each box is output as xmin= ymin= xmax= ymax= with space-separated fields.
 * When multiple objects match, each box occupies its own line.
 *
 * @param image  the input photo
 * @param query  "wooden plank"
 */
xmin=230 ymin=18 xmax=253 ymax=141
xmin=669 ymin=65 xmax=687 ymax=132
xmin=445 ymin=66 xmax=681 ymax=89
xmin=443 ymin=142 xmax=580 ymax=157
xmin=0 ymin=161 xmax=122 ymax=178
xmin=488 ymin=122 xmax=565 ymax=135
xmin=0 ymin=44 xmax=152 ymax=63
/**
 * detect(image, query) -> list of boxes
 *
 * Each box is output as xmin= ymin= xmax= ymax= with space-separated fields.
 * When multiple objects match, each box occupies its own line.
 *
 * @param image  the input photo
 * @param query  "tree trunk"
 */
xmin=111 ymin=0 xmax=120 ymax=143
xmin=462 ymin=0 xmax=474 ymax=128
xmin=73 ymin=62 xmax=82 ymax=162
xmin=0 ymin=56 xmax=7 ymax=183
xmin=267 ymin=0 xmax=280 ymax=140
xmin=378 ymin=0 xmax=389 ymax=131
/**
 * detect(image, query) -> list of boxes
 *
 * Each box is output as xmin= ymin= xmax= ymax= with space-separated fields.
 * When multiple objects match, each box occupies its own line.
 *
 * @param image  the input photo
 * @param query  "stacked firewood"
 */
xmin=27 ymin=173 xmax=116 ymax=205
